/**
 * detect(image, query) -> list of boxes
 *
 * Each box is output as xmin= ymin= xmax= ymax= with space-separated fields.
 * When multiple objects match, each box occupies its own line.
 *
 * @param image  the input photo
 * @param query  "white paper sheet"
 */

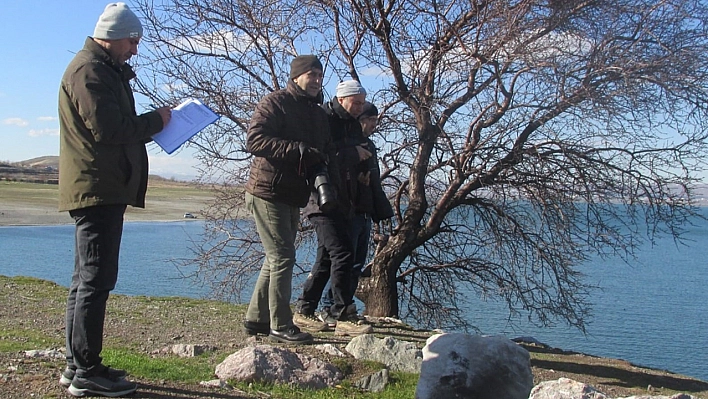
xmin=152 ymin=98 xmax=219 ymax=154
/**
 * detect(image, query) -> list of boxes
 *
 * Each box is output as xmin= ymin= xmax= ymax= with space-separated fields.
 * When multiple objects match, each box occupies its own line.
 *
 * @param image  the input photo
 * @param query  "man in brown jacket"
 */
xmin=243 ymin=55 xmax=335 ymax=344
xmin=58 ymin=3 xmax=171 ymax=397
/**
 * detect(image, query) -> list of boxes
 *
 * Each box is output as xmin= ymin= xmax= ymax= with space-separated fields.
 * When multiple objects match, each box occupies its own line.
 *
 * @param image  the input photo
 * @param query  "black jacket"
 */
xmin=303 ymin=98 xmax=393 ymax=222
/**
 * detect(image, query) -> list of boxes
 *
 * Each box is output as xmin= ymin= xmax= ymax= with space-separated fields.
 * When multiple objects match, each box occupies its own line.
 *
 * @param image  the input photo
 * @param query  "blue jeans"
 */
xmin=321 ymin=213 xmax=371 ymax=313
xmin=65 ymin=204 xmax=125 ymax=376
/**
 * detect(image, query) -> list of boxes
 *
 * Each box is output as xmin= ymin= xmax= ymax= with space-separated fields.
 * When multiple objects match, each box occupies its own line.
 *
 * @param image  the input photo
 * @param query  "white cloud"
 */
xmin=37 ymin=116 xmax=58 ymax=121
xmin=28 ymin=128 xmax=59 ymax=137
xmin=3 ymin=118 xmax=29 ymax=127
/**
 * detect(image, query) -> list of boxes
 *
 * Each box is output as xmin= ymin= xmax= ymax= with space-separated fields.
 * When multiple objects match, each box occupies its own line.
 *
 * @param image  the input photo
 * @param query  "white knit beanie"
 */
xmin=336 ymin=80 xmax=367 ymax=98
xmin=93 ymin=3 xmax=143 ymax=40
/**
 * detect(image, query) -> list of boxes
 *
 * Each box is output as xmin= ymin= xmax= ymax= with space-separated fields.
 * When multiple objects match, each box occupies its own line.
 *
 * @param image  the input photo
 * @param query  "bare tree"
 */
xmin=133 ymin=0 xmax=708 ymax=332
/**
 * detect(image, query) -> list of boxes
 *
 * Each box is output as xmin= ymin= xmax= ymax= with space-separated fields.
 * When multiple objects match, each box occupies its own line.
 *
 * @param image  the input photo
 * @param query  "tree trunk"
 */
xmin=357 ymin=258 xmax=399 ymax=317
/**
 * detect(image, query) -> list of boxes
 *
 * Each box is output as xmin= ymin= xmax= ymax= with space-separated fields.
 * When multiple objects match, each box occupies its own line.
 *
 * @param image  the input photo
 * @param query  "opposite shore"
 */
xmin=0 ymin=180 xmax=213 ymax=226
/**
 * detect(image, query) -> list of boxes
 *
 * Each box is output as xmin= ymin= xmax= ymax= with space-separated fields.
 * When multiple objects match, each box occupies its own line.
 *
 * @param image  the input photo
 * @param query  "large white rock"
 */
xmin=215 ymin=344 xmax=342 ymax=389
xmin=415 ymin=333 xmax=533 ymax=399
xmin=529 ymin=377 xmax=608 ymax=399
xmin=345 ymin=334 xmax=423 ymax=373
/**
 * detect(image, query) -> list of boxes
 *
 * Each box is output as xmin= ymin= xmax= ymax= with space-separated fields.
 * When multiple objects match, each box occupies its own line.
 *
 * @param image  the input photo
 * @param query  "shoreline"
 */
xmin=0 ymin=181 xmax=215 ymax=227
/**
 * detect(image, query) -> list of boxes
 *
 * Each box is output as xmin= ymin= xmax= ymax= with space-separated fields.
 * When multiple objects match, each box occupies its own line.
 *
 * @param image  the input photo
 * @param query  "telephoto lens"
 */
xmin=313 ymin=172 xmax=337 ymax=213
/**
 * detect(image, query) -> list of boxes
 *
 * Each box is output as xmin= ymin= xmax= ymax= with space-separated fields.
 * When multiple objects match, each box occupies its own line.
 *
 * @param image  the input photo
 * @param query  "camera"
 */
xmin=298 ymin=142 xmax=337 ymax=213
xmin=308 ymin=164 xmax=337 ymax=213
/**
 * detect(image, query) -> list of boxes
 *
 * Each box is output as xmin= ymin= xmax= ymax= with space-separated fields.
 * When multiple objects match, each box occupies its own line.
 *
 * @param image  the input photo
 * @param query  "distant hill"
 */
xmin=18 ymin=156 xmax=59 ymax=169
xmin=0 ymin=156 xmax=188 ymax=185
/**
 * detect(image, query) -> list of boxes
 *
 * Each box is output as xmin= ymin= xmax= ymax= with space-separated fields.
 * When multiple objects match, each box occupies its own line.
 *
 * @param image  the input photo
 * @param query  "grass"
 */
xmin=102 ymin=348 xmax=217 ymax=384
xmin=0 ymin=328 xmax=61 ymax=352
xmin=0 ymin=181 xmax=59 ymax=207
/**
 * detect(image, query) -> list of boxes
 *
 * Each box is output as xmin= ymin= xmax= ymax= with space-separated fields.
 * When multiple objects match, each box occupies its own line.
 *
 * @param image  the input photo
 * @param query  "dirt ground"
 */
xmin=1 ymin=276 xmax=707 ymax=399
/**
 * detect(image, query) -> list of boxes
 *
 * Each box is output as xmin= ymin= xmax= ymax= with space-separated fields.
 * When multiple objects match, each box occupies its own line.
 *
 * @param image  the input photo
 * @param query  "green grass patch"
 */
xmin=101 ymin=348 xmax=215 ymax=383
xmin=233 ymin=371 xmax=418 ymax=399
xmin=0 ymin=328 xmax=62 ymax=352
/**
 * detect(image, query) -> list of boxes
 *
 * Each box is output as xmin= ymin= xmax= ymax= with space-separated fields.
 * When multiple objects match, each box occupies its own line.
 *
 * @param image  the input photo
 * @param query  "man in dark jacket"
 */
xmin=243 ymin=55 xmax=335 ymax=344
xmin=58 ymin=3 xmax=171 ymax=397
xmin=320 ymin=101 xmax=394 ymax=320
xmin=294 ymin=80 xmax=375 ymax=337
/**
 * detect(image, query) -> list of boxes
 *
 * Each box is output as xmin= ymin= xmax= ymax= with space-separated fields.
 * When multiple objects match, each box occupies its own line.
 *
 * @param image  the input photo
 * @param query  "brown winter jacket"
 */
xmin=58 ymin=37 xmax=164 ymax=212
xmin=245 ymin=80 xmax=334 ymax=208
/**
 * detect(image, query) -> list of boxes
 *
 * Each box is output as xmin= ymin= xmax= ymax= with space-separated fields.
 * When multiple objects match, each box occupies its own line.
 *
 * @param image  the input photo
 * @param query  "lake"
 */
xmin=0 ymin=218 xmax=706 ymax=381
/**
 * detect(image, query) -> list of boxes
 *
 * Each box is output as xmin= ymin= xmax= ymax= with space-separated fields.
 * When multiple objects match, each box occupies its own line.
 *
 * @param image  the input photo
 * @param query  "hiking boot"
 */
xmin=243 ymin=320 xmax=270 ymax=335
xmin=67 ymin=366 xmax=137 ymax=397
xmin=316 ymin=310 xmax=337 ymax=329
xmin=59 ymin=365 xmax=127 ymax=388
xmin=334 ymin=319 xmax=373 ymax=337
xmin=344 ymin=304 xmax=365 ymax=321
xmin=293 ymin=312 xmax=330 ymax=332
xmin=269 ymin=325 xmax=314 ymax=345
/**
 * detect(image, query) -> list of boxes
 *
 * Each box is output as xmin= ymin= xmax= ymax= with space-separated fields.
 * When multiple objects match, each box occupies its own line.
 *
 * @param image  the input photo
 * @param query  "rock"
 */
xmin=170 ymin=344 xmax=215 ymax=357
xmin=345 ymin=334 xmax=423 ymax=373
xmin=315 ymin=343 xmax=347 ymax=357
xmin=199 ymin=379 xmax=232 ymax=389
xmin=23 ymin=349 xmax=64 ymax=359
xmin=354 ymin=369 xmax=390 ymax=392
xmin=215 ymin=344 xmax=342 ymax=389
xmin=617 ymin=395 xmax=699 ymax=399
xmin=415 ymin=333 xmax=533 ymax=399
xmin=530 ymin=377 xmax=608 ymax=398
xmin=530 ymin=378 xmax=700 ymax=399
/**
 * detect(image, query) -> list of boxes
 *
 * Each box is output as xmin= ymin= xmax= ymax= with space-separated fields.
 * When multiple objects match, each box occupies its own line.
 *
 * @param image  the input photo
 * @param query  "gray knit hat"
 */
xmin=336 ymin=80 xmax=367 ymax=98
xmin=93 ymin=3 xmax=143 ymax=40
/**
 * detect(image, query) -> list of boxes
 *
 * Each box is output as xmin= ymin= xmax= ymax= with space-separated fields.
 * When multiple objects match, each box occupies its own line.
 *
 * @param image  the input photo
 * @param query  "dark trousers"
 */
xmin=322 ymin=213 xmax=371 ymax=311
xmin=297 ymin=212 xmax=354 ymax=319
xmin=65 ymin=205 xmax=125 ymax=376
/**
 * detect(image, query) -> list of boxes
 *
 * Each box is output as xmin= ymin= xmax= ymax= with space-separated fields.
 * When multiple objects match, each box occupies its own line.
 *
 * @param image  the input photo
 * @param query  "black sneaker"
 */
xmin=59 ymin=365 xmax=127 ymax=388
xmin=243 ymin=320 xmax=270 ymax=335
xmin=67 ymin=366 xmax=137 ymax=397
xmin=269 ymin=325 xmax=314 ymax=344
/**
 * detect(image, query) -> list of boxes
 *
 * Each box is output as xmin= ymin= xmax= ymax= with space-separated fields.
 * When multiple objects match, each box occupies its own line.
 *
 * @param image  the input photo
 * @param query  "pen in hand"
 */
xmin=149 ymin=104 xmax=172 ymax=126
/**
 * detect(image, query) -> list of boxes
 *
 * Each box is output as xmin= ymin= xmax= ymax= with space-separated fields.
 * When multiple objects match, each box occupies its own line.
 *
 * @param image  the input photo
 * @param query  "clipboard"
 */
xmin=152 ymin=98 xmax=219 ymax=154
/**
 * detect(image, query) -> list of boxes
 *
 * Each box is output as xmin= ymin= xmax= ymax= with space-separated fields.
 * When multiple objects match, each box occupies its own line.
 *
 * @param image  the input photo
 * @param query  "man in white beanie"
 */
xmin=58 ymin=3 xmax=171 ymax=397
xmin=293 ymin=79 xmax=375 ymax=337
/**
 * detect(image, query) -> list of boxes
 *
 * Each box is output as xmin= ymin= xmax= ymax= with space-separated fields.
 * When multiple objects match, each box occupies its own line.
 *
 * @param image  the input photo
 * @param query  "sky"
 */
xmin=0 ymin=1 xmax=200 ymax=180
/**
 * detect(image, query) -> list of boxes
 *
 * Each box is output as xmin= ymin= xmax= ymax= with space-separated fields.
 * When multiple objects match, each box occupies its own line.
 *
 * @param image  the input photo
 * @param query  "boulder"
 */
xmin=345 ymin=334 xmax=423 ymax=373
xmin=529 ymin=377 xmax=608 ymax=399
xmin=415 ymin=333 xmax=533 ymax=399
xmin=215 ymin=344 xmax=342 ymax=389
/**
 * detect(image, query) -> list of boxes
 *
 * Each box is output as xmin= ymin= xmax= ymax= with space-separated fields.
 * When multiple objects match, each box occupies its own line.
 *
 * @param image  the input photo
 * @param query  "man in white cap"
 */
xmin=58 ymin=3 xmax=171 ymax=397
xmin=293 ymin=79 xmax=375 ymax=337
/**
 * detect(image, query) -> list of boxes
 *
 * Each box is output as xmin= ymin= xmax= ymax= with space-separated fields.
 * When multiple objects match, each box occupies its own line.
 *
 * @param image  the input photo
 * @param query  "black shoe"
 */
xmin=243 ymin=320 xmax=270 ymax=335
xmin=67 ymin=366 xmax=137 ymax=397
xmin=60 ymin=365 xmax=127 ymax=388
xmin=269 ymin=325 xmax=314 ymax=344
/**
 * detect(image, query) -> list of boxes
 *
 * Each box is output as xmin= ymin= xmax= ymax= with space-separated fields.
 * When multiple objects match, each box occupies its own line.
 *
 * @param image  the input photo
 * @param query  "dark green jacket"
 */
xmin=58 ymin=37 xmax=164 ymax=212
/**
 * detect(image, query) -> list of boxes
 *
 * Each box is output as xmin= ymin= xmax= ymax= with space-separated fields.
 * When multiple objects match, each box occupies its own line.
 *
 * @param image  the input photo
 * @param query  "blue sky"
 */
xmin=0 ymin=1 xmax=200 ymax=180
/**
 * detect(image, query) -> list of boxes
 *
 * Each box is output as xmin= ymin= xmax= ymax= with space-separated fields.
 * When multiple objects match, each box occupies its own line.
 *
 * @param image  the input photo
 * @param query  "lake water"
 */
xmin=0 ymin=218 xmax=706 ymax=381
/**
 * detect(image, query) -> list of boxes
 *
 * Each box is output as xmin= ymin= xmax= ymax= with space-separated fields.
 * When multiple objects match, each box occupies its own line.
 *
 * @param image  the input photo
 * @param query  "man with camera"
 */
xmin=243 ymin=55 xmax=335 ymax=344
xmin=294 ymin=80 xmax=375 ymax=337
xmin=320 ymin=101 xmax=394 ymax=320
